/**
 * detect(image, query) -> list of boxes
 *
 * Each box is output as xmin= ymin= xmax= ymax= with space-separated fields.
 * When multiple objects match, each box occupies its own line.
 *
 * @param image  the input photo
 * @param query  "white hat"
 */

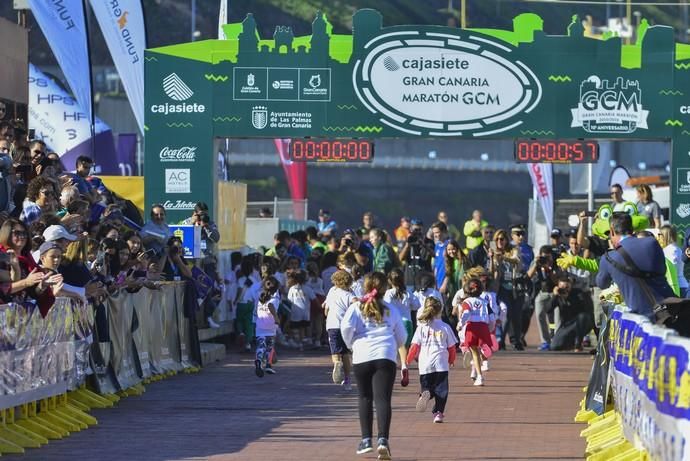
xmin=43 ymin=225 xmax=77 ymax=242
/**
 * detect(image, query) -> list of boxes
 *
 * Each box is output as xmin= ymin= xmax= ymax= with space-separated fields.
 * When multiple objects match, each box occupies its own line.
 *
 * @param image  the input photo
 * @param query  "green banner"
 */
xmin=144 ymin=10 xmax=690 ymax=228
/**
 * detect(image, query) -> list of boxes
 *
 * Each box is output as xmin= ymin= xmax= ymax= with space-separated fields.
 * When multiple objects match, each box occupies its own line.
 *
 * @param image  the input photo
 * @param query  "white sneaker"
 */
xmin=481 ymin=361 xmax=489 ymax=372
xmin=332 ymin=361 xmax=344 ymax=384
xmin=474 ymin=375 xmax=484 ymax=386
xmin=470 ymin=368 xmax=477 ymax=381
xmin=207 ymin=317 xmax=220 ymax=328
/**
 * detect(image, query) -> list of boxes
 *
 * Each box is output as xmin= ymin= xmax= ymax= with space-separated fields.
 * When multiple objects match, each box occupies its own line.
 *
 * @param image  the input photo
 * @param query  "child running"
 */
xmin=458 ymin=277 xmax=495 ymax=386
xmin=406 ymin=297 xmax=457 ymax=423
xmin=287 ymin=270 xmax=314 ymax=351
xmin=254 ymin=276 xmax=280 ymax=377
xmin=413 ymin=272 xmax=444 ymax=323
xmin=383 ymin=268 xmax=415 ymax=387
xmin=324 ymin=270 xmax=356 ymax=390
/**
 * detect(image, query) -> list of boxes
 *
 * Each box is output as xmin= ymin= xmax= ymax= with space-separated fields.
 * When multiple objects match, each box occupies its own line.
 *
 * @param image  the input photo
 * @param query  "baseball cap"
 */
xmin=410 ymin=218 xmax=423 ymax=226
xmin=551 ymin=228 xmax=563 ymax=238
xmin=510 ymin=224 xmax=526 ymax=234
xmin=39 ymin=241 xmax=61 ymax=256
xmin=43 ymin=225 xmax=77 ymax=242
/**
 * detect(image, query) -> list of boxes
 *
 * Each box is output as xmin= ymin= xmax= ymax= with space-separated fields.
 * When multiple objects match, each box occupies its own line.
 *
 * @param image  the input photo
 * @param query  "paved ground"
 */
xmin=5 ymin=338 xmax=591 ymax=461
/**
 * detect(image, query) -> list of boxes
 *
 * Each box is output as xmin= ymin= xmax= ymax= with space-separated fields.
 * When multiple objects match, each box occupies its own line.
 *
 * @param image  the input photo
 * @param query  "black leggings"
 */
xmin=352 ymin=359 xmax=396 ymax=440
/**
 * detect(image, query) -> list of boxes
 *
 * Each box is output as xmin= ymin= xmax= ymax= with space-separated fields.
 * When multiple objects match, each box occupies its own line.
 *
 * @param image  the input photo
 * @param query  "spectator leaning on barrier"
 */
xmin=158 ymin=236 xmax=192 ymax=281
xmin=0 ymin=218 xmax=47 ymax=303
xmin=141 ymin=204 xmax=172 ymax=256
xmin=596 ymin=212 xmax=674 ymax=318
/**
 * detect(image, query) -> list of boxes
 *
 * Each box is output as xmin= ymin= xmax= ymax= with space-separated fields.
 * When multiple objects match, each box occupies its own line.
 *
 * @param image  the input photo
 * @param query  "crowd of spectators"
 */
xmin=0 ymin=120 xmax=223 ymax=324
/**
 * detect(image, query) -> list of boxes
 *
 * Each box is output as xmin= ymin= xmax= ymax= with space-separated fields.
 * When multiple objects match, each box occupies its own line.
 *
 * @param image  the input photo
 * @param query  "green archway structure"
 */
xmin=144 ymin=9 xmax=690 ymax=229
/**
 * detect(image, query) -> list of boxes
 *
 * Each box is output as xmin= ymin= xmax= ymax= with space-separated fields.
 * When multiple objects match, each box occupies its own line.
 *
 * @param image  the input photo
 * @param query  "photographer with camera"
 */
xmin=158 ymin=236 xmax=193 ymax=281
xmin=527 ymin=245 xmax=563 ymax=351
xmin=398 ymin=219 xmax=434 ymax=291
xmin=548 ymin=275 xmax=594 ymax=351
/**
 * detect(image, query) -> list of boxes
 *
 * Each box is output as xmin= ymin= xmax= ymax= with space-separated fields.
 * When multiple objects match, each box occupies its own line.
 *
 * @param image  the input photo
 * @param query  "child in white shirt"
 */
xmin=254 ymin=276 xmax=280 ymax=377
xmin=324 ymin=270 xmax=355 ymax=389
xmin=287 ymin=270 xmax=314 ymax=351
xmin=458 ymin=278 xmax=495 ymax=387
xmin=406 ymin=297 xmax=457 ymax=424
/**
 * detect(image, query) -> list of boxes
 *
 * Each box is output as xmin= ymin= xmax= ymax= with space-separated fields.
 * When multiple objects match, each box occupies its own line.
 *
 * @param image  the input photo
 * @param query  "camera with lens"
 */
xmin=557 ymin=287 xmax=568 ymax=296
xmin=343 ymin=237 xmax=354 ymax=248
xmin=169 ymin=244 xmax=179 ymax=256
xmin=538 ymin=255 xmax=549 ymax=266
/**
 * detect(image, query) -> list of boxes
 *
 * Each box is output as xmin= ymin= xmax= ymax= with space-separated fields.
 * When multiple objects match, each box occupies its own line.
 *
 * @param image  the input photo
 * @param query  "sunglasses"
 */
xmin=513 ymin=231 xmax=525 ymax=237
xmin=11 ymin=230 xmax=27 ymax=238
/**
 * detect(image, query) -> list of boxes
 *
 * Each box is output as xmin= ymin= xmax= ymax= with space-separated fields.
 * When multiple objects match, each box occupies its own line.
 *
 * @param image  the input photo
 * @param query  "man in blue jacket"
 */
xmin=596 ymin=213 xmax=674 ymax=319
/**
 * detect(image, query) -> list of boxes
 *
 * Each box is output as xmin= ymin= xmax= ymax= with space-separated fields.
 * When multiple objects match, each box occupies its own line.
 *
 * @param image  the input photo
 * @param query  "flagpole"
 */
xmin=82 ymin=0 xmax=96 ymax=164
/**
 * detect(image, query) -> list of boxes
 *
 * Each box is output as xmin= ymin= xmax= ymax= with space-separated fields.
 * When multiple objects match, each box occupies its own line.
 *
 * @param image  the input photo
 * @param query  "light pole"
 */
xmin=191 ymin=0 xmax=196 ymax=42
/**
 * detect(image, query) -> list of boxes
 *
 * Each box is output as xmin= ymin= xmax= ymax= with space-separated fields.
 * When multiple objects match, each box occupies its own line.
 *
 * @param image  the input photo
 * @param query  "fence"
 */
xmin=576 ymin=306 xmax=690 ymax=460
xmin=0 ymin=282 xmax=200 ymax=455
xmin=246 ymin=197 xmax=308 ymax=220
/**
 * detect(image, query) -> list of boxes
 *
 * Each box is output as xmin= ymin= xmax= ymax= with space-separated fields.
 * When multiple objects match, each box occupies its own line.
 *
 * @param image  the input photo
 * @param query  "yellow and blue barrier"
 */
xmin=577 ymin=306 xmax=690 ymax=460
xmin=0 ymin=282 xmax=201 ymax=456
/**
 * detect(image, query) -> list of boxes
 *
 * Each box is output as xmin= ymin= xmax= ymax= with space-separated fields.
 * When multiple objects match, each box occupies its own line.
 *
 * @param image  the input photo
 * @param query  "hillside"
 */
xmin=2 ymin=0 xmax=690 ymax=67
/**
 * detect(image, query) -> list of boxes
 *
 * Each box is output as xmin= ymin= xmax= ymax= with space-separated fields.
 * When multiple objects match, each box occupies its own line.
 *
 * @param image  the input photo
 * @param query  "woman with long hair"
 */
xmin=489 ymin=229 xmax=523 ymax=350
xmin=636 ymin=184 xmax=662 ymax=229
xmin=440 ymin=239 xmax=469 ymax=309
xmin=0 ymin=218 xmax=47 ymax=301
xmin=341 ymin=272 xmax=406 ymax=460
xmin=659 ymin=225 xmax=688 ymax=297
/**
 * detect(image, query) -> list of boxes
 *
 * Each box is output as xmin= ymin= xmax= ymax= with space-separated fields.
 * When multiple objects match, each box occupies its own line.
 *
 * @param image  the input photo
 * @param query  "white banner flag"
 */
xmin=218 ymin=0 xmax=227 ymax=39
xmin=28 ymin=63 xmax=111 ymax=157
xmin=527 ymin=163 xmax=554 ymax=232
xmin=89 ymin=0 xmax=146 ymax=134
xmin=29 ymin=0 xmax=93 ymax=126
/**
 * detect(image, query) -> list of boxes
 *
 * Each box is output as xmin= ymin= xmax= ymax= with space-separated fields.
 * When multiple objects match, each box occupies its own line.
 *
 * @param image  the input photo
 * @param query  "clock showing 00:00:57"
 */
xmin=514 ymin=139 xmax=599 ymax=164
xmin=288 ymin=139 xmax=374 ymax=162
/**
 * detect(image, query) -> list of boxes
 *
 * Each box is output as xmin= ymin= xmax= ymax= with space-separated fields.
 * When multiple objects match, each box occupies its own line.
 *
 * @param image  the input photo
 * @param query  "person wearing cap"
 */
xmin=463 ymin=210 xmax=488 ymax=251
xmin=317 ymin=209 xmax=337 ymax=239
xmin=31 ymin=224 xmax=77 ymax=263
xmin=510 ymin=225 xmax=534 ymax=270
xmin=550 ymin=228 xmax=566 ymax=254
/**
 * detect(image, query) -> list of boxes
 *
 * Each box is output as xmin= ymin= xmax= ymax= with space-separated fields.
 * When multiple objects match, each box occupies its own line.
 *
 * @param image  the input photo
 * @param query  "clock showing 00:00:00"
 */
xmin=514 ymin=139 xmax=599 ymax=164
xmin=288 ymin=139 xmax=374 ymax=162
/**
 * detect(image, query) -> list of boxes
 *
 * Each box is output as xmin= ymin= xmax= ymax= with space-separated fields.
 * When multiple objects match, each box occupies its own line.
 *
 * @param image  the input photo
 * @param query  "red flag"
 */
xmin=274 ymin=139 xmax=307 ymax=219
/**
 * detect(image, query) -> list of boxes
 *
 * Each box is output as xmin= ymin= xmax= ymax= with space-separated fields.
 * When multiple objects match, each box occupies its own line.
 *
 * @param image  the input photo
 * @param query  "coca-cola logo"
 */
xmin=159 ymin=146 xmax=197 ymax=162
xmin=163 ymin=200 xmax=195 ymax=210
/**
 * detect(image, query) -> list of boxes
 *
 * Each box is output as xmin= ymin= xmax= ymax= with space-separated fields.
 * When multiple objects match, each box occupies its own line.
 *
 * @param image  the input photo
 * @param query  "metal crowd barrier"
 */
xmin=0 ymin=282 xmax=201 ymax=455
xmin=575 ymin=305 xmax=690 ymax=460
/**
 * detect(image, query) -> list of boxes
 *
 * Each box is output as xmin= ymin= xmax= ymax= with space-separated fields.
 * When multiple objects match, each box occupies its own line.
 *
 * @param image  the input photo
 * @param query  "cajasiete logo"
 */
xmin=352 ymin=30 xmax=542 ymax=136
xmin=162 ymin=200 xmax=196 ymax=211
xmin=150 ymin=73 xmax=206 ymax=115
xmin=571 ymin=76 xmax=649 ymax=134
xmin=159 ymin=146 xmax=197 ymax=162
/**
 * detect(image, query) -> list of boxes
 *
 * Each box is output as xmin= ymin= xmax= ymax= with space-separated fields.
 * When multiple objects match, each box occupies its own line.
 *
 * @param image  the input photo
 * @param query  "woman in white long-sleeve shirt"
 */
xmin=341 ymin=272 xmax=406 ymax=460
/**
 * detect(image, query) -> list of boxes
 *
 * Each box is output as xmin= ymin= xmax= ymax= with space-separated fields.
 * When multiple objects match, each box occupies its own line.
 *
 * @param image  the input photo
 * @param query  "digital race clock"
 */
xmin=288 ymin=139 xmax=374 ymax=162
xmin=514 ymin=139 xmax=599 ymax=164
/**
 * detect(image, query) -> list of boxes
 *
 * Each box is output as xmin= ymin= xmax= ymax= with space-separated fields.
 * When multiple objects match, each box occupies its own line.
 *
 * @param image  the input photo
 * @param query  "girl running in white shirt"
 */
xmin=307 ymin=261 xmax=326 ymax=347
xmin=406 ymin=297 xmax=457 ymax=423
xmin=254 ymin=277 xmax=280 ymax=377
xmin=458 ymin=277 xmax=495 ymax=386
xmin=324 ymin=270 xmax=355 ymax=389
xmin=384 ymin=268 xmax=415 ymax=387
xmin=287 ymin=270 xmax=314 ymax=351
xmin=341 ymin=272 xmax=407 ymax=460
xmin=413 ymin=272 xmax=444 ymax=322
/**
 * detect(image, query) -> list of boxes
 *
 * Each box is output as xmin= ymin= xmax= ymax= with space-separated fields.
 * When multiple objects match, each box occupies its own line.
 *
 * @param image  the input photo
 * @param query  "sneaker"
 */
xmin=433 ymin=412 xmax=444 ymax=423
xmin=254 ymin=359 xmax=264 ymax=378
xmin=511 ymin=343 xmax=525 ymax=351
xmin=207 ymin=316 xmax=220 ymax=328
xmin=244 ymin=344 xmax=251 ymax=353
xmin=415 ymin=390 xmax=431 ymax=412
xmin=474 ymin=375 xmax=484 ymax=386
xmin=356 ymin=438 xmax=373 ymax=455
xmin=265 ymin=365 xmax=276 ymax=375
xmin=462 ymin=350 xmax=472 ymax=368
xmin=481 ymin=360 xmax=489 ymax=372
xmin=400 ymin=368 xmax=409 ymax=387
xmin=470 ymin=368 xmax=477 ymax=381
xmin=341 ymin=377 xmax=352 ymax=391
xmin=538 ymin=342 xmax=550 ymax=351
xmin=332 ymin=362 xmax=344 ymax=384
xmin=376 ymin=438 xmax=391 ymax=460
